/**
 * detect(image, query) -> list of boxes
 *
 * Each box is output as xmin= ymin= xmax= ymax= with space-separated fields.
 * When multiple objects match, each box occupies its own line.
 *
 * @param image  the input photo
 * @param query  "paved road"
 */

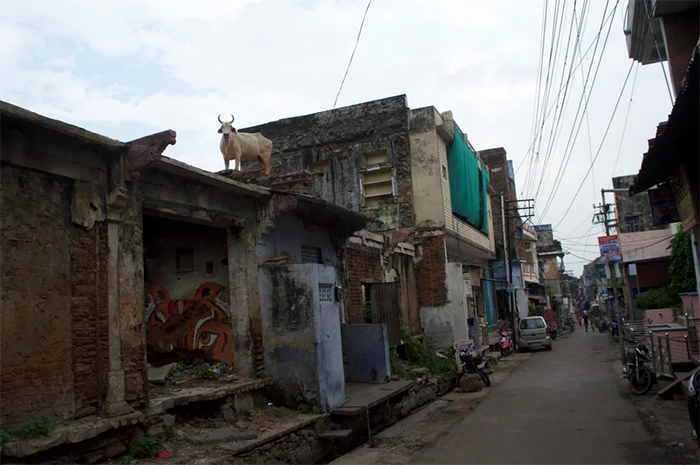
xmin=415 ymin=328 xmax=669 ymax=464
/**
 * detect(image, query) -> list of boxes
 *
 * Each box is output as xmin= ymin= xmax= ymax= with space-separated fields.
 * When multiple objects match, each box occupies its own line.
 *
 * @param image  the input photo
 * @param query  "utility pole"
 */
xmin=500 ymin=194 xmax=513 ymax=336
xmin=594 ymin=188 xmax=627 ymax=362
xmin=503 ymin=198 xmax=535 ymax=345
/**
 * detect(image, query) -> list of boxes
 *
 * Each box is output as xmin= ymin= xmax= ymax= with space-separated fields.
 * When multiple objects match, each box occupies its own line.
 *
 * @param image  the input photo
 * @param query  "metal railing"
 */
xmin=623 ymin=321 xmax=695 ymax=380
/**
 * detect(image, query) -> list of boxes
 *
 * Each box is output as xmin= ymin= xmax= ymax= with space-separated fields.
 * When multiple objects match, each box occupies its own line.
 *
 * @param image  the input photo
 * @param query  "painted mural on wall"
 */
xmin=145 ymin=282 xmax=233 ymax=364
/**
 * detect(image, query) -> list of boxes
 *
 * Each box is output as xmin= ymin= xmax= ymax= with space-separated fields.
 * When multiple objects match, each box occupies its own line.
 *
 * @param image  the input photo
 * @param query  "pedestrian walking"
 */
xmin=583 ymin=310 xmax=589 ymax=332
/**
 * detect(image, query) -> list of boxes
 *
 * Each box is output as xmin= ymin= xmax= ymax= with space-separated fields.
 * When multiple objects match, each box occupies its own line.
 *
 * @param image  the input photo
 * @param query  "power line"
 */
xmin=332 ymin=0 xmax=372 ymax=109
xmin=552 ymin=59 xmax=636 ymax=230
xmin=539 ymin=0 xmax=618 ymax=218
xmin=612 ymin=62 xmax=640 ymax=176
xmin=641 ymin=0 xmax=675 ymax=104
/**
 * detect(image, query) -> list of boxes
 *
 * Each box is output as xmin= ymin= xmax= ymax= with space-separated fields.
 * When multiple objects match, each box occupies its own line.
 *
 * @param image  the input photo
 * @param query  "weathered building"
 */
xmin=240 ymin=95 xmax=496 ymax=351
xmin=613 ymin=174 xmax=671 ymax=233
xmin=0 ymin=100 xmax=370 ymax=440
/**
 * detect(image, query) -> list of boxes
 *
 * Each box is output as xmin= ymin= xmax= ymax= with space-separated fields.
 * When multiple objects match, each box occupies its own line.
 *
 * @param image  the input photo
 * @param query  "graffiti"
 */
xmin=145 ymin=282 xmax=233 ymax=364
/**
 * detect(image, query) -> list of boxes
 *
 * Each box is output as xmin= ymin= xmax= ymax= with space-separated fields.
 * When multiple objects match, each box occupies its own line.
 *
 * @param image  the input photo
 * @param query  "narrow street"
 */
xmin=416 ymin=329 xmax=671 ymax=464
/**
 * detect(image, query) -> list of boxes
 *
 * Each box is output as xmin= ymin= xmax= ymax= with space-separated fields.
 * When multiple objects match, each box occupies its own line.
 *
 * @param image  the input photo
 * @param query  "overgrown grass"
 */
xmin=392 ymin=326 xmax=457 ymax=380
xmin=120 ymin=436 xmax=161 ymax=463
xmin=5 ymin=416 xmax=54 ymax=441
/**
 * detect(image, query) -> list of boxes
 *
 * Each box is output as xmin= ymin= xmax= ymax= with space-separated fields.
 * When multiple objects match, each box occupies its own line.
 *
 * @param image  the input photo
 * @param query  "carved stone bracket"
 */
xmin=125 ymin=130 xmax=177 ymax=181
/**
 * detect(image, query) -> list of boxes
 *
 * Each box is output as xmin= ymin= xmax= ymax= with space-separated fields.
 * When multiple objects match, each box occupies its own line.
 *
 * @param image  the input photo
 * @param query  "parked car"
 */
xmin=518 ymin=316 xmax=552 ymax=351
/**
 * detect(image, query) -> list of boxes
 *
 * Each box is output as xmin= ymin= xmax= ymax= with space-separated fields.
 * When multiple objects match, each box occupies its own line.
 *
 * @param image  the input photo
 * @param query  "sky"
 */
xmin=1 ymin=0 xmax=674 ymax=276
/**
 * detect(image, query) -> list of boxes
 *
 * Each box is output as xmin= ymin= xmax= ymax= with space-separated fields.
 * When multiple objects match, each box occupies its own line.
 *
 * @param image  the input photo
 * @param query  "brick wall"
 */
xmin=1 ymin=166 xmax=77 ymax=427
xmin=342 ymin=245 xmax=383 ymax=324
xmin=415 ymin=234 xmax=447 ymax=307
xmin=70 ymin=222 xmax=109 ymax=417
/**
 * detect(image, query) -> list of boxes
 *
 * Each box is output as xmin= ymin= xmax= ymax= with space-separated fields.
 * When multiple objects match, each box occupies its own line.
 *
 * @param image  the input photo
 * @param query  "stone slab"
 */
xmin=148 ymin=363 xmax=177 ymax=385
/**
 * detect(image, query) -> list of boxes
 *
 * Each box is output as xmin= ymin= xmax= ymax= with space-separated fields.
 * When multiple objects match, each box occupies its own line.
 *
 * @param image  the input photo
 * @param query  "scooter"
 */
xmin=497 ymin=324 xmax=514 ymax=358
xmin=458 ymin=349 xmax=491 ymax=387
xmin=623 ymin=339 xmax=654 ymax=395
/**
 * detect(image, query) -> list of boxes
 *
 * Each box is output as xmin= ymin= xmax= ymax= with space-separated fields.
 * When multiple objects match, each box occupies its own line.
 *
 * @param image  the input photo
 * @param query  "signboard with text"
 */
xmin=520 ymin=223 xmax=538 ymax=241
xmin=598 ymin=235 xmax=621 ymax=262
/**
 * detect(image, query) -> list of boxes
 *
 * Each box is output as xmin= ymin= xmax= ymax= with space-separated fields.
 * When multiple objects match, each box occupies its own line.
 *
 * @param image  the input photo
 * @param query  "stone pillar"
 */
xmin=103 ymin=187 xmax=135 ymax=417
xmin=227 ymin=227 xmax=254 ymax=378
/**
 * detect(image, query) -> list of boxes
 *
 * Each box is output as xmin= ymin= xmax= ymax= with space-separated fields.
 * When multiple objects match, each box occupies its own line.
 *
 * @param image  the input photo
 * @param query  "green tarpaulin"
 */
xmin=448 ymin=129 xmax=490 ymax=234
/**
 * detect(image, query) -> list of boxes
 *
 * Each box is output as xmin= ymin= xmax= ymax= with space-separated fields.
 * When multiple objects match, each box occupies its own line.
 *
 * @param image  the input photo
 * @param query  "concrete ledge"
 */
xmin=146 ymin=379 xmax=267 ymax=415
xmin=223 ymin=414 xmax=325 ymax=455
xmin=2 ymin=412 xmax=142 ymax=458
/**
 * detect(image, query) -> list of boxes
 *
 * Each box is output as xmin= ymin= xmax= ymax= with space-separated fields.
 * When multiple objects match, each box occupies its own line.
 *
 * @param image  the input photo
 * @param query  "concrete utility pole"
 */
xmin=595 ymin=188 xmax=627 ymax=362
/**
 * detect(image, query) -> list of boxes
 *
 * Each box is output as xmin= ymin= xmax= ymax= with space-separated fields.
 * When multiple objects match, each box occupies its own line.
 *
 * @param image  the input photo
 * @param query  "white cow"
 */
xmin=217 ymin=114 xmax=273 ymax=174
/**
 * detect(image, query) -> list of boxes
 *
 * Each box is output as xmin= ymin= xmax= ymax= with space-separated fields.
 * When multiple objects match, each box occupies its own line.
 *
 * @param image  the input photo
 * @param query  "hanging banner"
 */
xmin=672 ymin=167 xmax=698 ymax=232
xmin=648 ymin=184 xmax=681 ymax=225
xmin=520 ymin=223 xmax=538 ymax=241
xmin=598 ymin=235 xmax=621 ymax=262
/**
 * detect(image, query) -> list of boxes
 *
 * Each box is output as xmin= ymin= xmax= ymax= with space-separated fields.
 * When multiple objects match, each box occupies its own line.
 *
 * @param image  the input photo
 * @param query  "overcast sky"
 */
xmin=1 ymin=0 xmax=674 ymax=276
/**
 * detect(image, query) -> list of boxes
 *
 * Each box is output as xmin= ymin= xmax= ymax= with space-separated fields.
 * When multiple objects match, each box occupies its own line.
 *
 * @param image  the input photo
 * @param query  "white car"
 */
xmin=518 ymin=316 xmax=552 ymax=351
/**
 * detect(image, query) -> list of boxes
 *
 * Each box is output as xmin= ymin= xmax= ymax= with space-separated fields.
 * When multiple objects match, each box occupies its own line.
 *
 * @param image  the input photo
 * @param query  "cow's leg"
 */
xmin=260 ymin=155 xmax=272 ymax=175
xmin=225 ymin=157 xmax=230 ymax=170
xmin=236 ymin=155 xmax=242 ymax=171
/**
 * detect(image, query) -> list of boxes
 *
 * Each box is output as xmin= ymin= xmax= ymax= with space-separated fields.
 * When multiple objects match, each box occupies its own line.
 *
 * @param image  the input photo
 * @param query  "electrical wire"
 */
xmin=641 ymin=0 xmax=675 ymax=104
xmin=612 ymin=62 xmax=640 ymax=176
xmin=538 ymin=0 xmax=619 ymax=218
xmin=332 ymin=0 xmax=372 ymax=109
xmin=552 ymin=59 xmax=636 ymax=230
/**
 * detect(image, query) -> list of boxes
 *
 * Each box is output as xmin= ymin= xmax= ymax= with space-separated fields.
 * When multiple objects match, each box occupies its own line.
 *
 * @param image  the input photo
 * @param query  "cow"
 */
xmin=217 ymin=114 xmax=272 ymax=174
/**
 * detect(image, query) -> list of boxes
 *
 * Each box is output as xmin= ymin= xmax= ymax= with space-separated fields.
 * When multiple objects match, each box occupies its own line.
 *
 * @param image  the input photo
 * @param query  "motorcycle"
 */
xmin=458 ymin=349 xmax=491 ymax=387
xmin=624 ymin=339 xmax=654 ymax=395
xmin=548 ymin=324 xmax=559 ymax=340
xmin=563 ymin=317 xmax=576 ymax=333
xmin=598 ymin=318 xmax=611 ymax=333
xmin=497 ymin=324 xmax=514 ymax=358
xmin=610 ymin=321 xmax=619 ymax=340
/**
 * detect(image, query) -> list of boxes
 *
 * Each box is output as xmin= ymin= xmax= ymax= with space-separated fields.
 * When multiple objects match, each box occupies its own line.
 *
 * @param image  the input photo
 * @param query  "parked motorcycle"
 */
xmin=458 ymin=349 xmax=491 ymax=387
xmin=497 ymin=324 xmax=514 ymax=358
xmin=563 ymin=317 xmax=576 ymax=333
xmin=598 ymin=318 xmax=611 ymax=333
xmin=624 ymin=339 xmax=654 ymax=395
xmin=548 ymin=324 xmax=559 ymax=340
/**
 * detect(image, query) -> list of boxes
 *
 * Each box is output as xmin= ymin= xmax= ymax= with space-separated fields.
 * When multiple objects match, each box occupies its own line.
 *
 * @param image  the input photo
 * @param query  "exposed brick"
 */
xmin=415 ymin=234 xmax=447 ymax=307
xmin=341 ymin=245 xmax=383 ymax=324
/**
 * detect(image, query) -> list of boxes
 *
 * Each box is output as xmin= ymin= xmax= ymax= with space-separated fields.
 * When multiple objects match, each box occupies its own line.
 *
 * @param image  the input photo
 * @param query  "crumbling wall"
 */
xmin=143 ymin=216 xmax=233 ymax=366
xmin=415 ymin=233 xmax=447 ymax=307
xmin=241 ymin=95 xmax=414 ymax=231
xmin=341 ymin=245 xmax=383 ymax=325
xmin=1 ymin=166 xmax=76 ymax=427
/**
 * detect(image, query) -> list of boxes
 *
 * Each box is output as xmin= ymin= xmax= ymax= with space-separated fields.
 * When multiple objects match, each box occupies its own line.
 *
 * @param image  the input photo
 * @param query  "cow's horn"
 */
xmin=230 ymin=115 xmax=235 ymax=123
xmin=218 ymin=114 xmax=223 ymax=124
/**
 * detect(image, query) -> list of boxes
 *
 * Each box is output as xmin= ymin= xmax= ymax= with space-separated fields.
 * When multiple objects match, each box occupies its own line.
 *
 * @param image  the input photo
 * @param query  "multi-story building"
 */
xmin=239 ymin=95 xmax=497 ymax=350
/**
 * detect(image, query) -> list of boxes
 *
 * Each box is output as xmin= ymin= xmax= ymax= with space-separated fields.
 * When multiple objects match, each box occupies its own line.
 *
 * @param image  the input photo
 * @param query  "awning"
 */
xmin=630 ymin=44 xmax=699 ymax=194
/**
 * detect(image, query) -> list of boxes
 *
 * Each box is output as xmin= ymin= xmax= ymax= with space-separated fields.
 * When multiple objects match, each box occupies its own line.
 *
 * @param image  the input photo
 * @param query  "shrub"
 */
xmin=12 ymin=416 xmax=53 ymax=440
xmin=635 ymin=285 xmax=681 ymax=311
xmin=669 ymin=226 xmax=697 ymax=292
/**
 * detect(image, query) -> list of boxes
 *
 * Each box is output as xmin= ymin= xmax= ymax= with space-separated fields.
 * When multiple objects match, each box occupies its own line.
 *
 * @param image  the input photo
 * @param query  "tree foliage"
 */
xmin=669 ymin=225 xmax=697 ymax=292
xmin=635 ymin=285 xmax=681 ymax=311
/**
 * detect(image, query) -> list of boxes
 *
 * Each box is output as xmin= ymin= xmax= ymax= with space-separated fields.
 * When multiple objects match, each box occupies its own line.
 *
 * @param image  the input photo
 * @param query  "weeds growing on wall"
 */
xmin=670 ymin=226 xmax=698 ymax=293
xmin=392 ymin=325 xmax=456 ymax=380
xmin=2 ymin=416 xmax=54 ymax=442
xmin=120 ymin=436 xmax=161 ymax=463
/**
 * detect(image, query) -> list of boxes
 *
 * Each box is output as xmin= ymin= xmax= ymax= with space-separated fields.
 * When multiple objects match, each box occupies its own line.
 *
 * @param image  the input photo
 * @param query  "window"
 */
xmin=364 ymin=150 xmax=387 ymax=165
xmin=301 ymin=245 xmax=322 ymax=264
xmin=319 ymin=283 xmax=333 ymax=302
xmin=307 ymin=159 xmax=330 ymax=174
xmin=205 ymin=261 xmax=214 ymax=275
xmin=520 ymin=318 xmax=545 ymax=330
xmin=175 ymin=248 xmax=194 ymax=272
xmin=361 ymin=168 xmax=394 ymax=207
xmin=625 ymin=215 xmax=642 ymax=232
